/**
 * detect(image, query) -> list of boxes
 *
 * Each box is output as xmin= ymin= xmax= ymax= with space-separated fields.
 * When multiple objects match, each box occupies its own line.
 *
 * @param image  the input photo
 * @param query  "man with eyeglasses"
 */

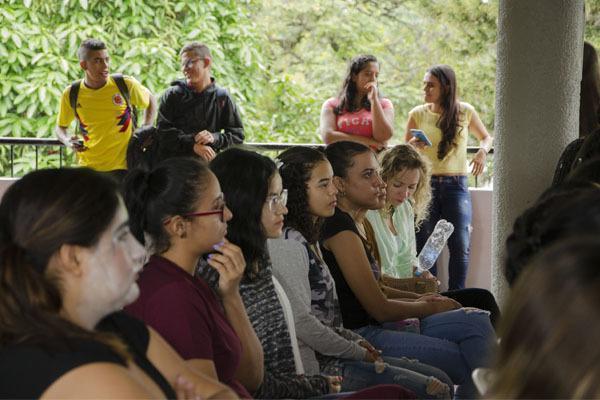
xmin=157 ymin=42 xmax=244 ymax=161
xmin=56 ymin=39 xmax=157 ymax=179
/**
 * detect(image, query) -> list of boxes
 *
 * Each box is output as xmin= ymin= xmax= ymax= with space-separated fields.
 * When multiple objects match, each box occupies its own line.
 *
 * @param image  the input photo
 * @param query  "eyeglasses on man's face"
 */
xmin=181 ymin=57 xmax=203 ymax=70
xmin=265 ymin=189 xmax=288 ymax=213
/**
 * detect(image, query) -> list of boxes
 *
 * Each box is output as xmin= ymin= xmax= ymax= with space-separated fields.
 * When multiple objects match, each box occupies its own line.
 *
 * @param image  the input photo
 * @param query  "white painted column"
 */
xmin=492 ymin=0 xmax=584 ymax=304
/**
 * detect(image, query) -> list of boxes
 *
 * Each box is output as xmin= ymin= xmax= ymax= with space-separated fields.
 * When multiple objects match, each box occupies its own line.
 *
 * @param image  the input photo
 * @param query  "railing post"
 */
xmin=59 ymin=145 xmax=63 ymax=168
xmin=35 ymin=146 xmax=39 ymax=170
xmin=10 ymin=144 xmax=14 ymax=178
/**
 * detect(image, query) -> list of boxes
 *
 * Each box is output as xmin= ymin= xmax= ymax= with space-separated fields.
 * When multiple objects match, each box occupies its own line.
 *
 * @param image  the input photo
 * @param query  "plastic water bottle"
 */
xmin=415 ymin=219 xmax=454 ymax=276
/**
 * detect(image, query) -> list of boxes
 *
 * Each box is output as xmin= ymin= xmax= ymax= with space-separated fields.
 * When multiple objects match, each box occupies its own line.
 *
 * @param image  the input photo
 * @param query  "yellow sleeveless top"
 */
xmin=408 ymin=102 xmax=474 ymax=175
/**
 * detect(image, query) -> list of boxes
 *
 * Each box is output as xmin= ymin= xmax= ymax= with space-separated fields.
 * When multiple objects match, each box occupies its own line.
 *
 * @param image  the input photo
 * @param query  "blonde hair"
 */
xmin=379 ymin=145 xmax=432 ymax=228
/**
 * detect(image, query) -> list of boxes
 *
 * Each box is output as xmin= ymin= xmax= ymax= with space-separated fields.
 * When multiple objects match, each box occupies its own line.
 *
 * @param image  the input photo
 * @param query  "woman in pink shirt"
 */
xmin=320 ymin=55 xmax=394 ymax=150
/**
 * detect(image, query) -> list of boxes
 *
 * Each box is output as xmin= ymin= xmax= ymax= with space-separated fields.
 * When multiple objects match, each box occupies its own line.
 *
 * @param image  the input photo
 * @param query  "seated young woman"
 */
xmin=204 ymin=148 xmax=338 ymax=399
xmin=0 ymin=168 xmax=233 ymax=399
xmin=271 ymin=146 xmax=453 ymax=399
xmin=320 ymin=141 xmax=496 ymax=399
xmin=123 ymin=157 xmax=262 ymax=398
xmin=206 ymin=148 xmax=417 ymax=400
xmin=365 ymin=144 xmax=500 ymax=326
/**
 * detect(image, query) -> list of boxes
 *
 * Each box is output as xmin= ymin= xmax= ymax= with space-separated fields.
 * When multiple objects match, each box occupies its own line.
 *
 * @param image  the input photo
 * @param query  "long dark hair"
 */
xmin=278 ymin=146 xmax=328 ymax=243
xmin=210 ymin=148 xmax=277 ymax=276
xmin=428 ymin=65 xmax=463 ymax=160
xmin=0 ymin=168 xmax=127 ymax=357
xmin=124 ymin=157 xmax=211 ymax=253
xmin=325 ymin=141 xmax=372 ymax=178
xmin=335 ymin=54 xmax=379 ymax=114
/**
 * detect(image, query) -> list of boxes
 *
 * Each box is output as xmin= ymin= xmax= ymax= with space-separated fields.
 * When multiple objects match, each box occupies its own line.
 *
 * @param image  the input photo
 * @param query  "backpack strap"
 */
xmin=69 ymin=80 xmax=82 ymax=124
xmin=112 ymin=73 xmax=138 ymax=129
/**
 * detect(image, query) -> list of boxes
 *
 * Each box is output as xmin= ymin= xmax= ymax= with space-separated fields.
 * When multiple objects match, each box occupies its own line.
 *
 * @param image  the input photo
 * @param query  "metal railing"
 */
xmin=0 ymin=137 xmax=493 ymax=182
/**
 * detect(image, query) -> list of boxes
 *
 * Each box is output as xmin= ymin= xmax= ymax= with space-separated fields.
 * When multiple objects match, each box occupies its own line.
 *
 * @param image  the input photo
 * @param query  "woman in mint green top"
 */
xmin=367 ymin=144 xmax=501 ymax=327
xmin=366 ymin=145 xmax=432 ymax=279
xmin=366 ymin=201 xmax=416 ymax=278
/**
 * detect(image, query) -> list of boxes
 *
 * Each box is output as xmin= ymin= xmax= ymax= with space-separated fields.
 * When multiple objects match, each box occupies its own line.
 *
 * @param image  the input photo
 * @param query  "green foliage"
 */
xmin=252 ymin=0 xmax=499 ymax=145
xmin=0 ymin=0 xmax=263 ymax=174
xmin=586 ymin=0 xmax=600 ymax=48
xmin=1 ymin=0 xmax=600 ymax=180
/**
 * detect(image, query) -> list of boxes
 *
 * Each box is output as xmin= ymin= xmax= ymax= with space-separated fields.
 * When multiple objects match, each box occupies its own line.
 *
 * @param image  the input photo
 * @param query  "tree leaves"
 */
xmin=1 ymin=0 xmax=600 ymax=177
xmin=0 ymin=0 xmax=265 ymax=175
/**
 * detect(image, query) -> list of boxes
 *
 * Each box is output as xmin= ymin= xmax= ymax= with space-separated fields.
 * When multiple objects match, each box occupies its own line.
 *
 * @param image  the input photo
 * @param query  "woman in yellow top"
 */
xmin=404 ymin=64 xmax=492 ymax=290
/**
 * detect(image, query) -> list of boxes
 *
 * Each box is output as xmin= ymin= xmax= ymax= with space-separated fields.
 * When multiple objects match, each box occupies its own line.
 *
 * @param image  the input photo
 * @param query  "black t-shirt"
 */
xmin=0 ymin=312 xmax=175 ymax=399
xmin=320 ymin=207 xmax=380 ymax=329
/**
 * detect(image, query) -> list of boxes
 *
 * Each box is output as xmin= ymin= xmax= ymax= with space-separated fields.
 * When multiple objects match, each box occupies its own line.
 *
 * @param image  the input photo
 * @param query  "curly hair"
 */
xmin=335 ymin=54 xmax=380 ymax=114
xmin=427 ymin=65 xmax=465 ymax=160
xmin=277 ymin=146 xmax=328 ymax=244
xmin=379 ymin=145 xmax=431 ymax=228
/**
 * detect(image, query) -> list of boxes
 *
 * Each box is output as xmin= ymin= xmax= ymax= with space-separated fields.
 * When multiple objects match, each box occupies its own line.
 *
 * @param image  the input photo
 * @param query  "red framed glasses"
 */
xmin=182 ymin=208 xmax=225 ymax=222
xmin=163 ymin=196 xmax=227 ymax=225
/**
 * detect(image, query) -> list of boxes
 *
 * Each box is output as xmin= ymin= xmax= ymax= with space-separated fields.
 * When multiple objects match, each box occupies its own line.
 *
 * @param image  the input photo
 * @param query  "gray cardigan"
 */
xmin=267 ymin=238 xmax=367 ymax=375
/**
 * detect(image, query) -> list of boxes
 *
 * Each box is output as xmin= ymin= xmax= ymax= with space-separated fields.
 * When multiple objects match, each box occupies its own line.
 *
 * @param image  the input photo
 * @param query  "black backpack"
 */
xmin=69 ymin=73 xmax=138 ymax=133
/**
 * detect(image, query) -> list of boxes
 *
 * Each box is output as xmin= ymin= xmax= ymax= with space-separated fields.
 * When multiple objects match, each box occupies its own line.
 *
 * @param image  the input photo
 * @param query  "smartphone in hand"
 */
xmin=69 ymin=137 xmax=87 ymax=151
xmin=410 ymin=129 xmax=432 ymax=147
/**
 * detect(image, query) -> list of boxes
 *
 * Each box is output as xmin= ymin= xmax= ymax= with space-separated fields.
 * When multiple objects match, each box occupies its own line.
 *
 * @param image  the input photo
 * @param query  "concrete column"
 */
xmin=492 ymin=0 xmax=584 ymax=304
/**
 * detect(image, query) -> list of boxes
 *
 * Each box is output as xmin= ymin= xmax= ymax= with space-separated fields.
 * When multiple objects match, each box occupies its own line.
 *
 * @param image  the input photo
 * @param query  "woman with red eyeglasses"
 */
xmin=123 ymin=157 xmax=264 ymax=399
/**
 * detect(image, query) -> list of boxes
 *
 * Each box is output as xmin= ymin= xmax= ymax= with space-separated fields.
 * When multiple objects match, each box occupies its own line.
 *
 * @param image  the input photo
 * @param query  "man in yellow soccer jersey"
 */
xmin=56 ymin=39 xmax=157 ymax=176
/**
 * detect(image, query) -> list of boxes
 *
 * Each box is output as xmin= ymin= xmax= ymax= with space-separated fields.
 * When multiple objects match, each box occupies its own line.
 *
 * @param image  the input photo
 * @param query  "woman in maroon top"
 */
xmin=124 ymin=157 xmax=264 ymax=398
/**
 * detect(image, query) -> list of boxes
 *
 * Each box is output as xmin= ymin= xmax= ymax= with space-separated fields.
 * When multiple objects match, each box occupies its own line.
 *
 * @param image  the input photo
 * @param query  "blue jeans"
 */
xmin=341 ymin=356 xmax=453 ymax=399
xmin=416 ymin=175 xmax=472 ymax=290
xmin=354 ymin=309 xmax=495 ymax=399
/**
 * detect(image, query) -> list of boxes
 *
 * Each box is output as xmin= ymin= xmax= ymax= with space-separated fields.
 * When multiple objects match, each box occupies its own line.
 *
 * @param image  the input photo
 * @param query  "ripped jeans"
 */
xmin=340 ymin=356 xmax=454 ymax=399
xmin=354 ymin=308 xmax=496 ymax=399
